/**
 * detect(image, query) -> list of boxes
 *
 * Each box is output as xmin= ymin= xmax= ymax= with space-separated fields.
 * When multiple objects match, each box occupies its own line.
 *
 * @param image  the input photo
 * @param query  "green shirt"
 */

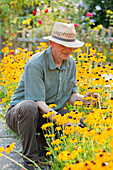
xmin=10 ymin=47 xmax=78 ymax=110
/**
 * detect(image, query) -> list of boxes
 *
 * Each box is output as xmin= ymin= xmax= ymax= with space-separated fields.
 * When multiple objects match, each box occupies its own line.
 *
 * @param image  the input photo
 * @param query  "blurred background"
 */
xmin=0 ymin=0 xmax=113 ymax=61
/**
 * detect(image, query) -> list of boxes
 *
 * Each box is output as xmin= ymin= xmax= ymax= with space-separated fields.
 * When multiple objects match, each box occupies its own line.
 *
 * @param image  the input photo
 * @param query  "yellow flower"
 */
xmin=110 ymin=56 xmax=113 ymax=60
xmin=48 ymin=104 xmax=57 ymax=108
xmin=1 ymin=47 xmax=9 ymax=54
xmin=56 ymin=115 xmax=68 ymax=126
xmin=54 ymin=146 xmax=62 ymax=151
xmin=97 ymin=24 xmax=103 ymax=30
xmin=95 ymin=151 xmax=111 ymax=163
xmin=35 ymin=50 xmax=40 ymax=53
xmin=0 ymin=147 xmax=4 ymax=156
xmin=51 ymin=139 xmax=62 ymax=146
xmin=77 ymin=54 xmax=85 ymax=61
xmin=89 ymin=47 xmax=96 ymax=55
xmin=64 ymin=126 xmax=77 ymax=135
xmin=57 ymin=150 xmax=70 ymax=161
xmin=5 ymin=143 xmax=16 ymax=154
xmin=55 ymin=126 xmax=62 ymax=131
xmin=41 ymin=122 xmax=54 ymax=130
xmin=8 ymin=42 xmax=12 ymax=46
xmin=46 ymin=150 xmax=53 ymax=156
xmin=85 ymin=43 xmax=91 ymax=47
xmin=73 ymin=48 xmax=81 ymax=53
xmin=85 ymin=17 xmax=90 ymax=21
xmin=26 ymin=19 xmax=31 ymax=25
xmin=44 ymin=134 xmax=48 ymax=138
xmin=61 ymin=135 xmax=67 ymax=140
xmin=74 ymin=100 xmax=83 ymax=106
xmin=22 ymin=20 xmax=26 ymax=25
xmin=70 ymin=138 xmax=78 ymax=144
xmin=40 ymin=42 xmax=47 ymax=46
xmin=10 ymin=50 xmax=15 ymax=54
xmin=42 ymin=111 xmax=55 ymax=118
xmin=1 ymin=98 xmax=6 ymax=104
xmin=37 ymin=46 xmax=42 ymax=49
xmin=48 ymin=134 xmax=55 ymax=138
xmin=70 ymin=150 xmax=78 ymax=159
xmin=107 ymin=10 xmax=112 ymax=14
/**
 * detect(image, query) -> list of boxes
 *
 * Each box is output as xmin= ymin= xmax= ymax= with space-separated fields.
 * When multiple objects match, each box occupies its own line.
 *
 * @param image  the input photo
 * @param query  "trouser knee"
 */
xmin=18 ymin=100 xmax=39 ymax=118
xmin=6 ymin=100 xmax=39 ymax=132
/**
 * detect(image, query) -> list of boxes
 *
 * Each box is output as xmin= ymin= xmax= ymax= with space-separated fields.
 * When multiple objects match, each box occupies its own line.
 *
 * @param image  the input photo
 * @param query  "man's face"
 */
xmin=49 ymin=41 xmax=74 ymax=63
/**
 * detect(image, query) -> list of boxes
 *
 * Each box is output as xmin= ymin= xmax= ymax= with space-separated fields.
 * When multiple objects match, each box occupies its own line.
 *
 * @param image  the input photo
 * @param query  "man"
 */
xmin=5 ymin=22 xmax=96 ymax=170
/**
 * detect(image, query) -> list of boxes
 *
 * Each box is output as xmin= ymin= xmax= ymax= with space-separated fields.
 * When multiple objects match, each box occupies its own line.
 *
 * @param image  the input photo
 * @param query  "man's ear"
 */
xmin=49 ymin=40 xmax=54 ymax=48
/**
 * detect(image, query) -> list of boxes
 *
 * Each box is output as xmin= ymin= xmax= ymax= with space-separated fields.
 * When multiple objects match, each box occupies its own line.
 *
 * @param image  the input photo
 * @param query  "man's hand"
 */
xmin=36 ymin=101 xmax=58 ymax=122
xmin=68 ymin=92 xmax=102 ymax=107
xmin=83 ymin=92 xmax=102 ymax=106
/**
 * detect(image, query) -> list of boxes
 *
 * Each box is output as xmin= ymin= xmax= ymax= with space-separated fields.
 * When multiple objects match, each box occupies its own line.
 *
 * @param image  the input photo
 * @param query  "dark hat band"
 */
xmin=52 ymin=35 xmax=76 ymax=42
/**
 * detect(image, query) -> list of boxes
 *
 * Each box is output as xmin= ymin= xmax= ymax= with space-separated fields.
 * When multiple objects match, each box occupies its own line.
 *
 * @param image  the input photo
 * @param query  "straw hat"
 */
xmin=43 ymin=22 xmax=84 ymax=48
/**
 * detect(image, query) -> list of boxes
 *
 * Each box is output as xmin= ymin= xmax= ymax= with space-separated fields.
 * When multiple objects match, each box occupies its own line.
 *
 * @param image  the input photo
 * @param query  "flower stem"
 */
xmin=92 ymin=139 xmax=94 ymax=161
xmin=2 ymin=154 xmax=27 ymax=170
xmin=14 ymin=149 xmax=41 ymax=170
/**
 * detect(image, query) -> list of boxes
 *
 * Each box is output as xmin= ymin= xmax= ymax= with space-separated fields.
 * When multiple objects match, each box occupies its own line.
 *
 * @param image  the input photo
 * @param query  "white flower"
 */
xmin=48 ymin=8 xmax=52 ymax=12
xmin=36 ymin=8 xmax=40 ymax=13
xmin=75 ymin=4 xmax=79 ymax=7
xmin=95 ymin=5 xmax=101 ymax=10
xmin=64 ymin=2 xmax=68 ymax=5
xmin=54 ymin=8 xmax=58 ymax=12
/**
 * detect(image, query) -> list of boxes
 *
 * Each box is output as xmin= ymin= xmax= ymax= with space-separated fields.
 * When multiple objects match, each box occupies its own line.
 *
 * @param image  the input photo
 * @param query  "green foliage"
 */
xmin=0 ymin=0 xmax=22 ymax=45
xmin=0 ymin=0 xmax=41 ymax=45
xmin=83 ymin=0 xmax=113 ymax=28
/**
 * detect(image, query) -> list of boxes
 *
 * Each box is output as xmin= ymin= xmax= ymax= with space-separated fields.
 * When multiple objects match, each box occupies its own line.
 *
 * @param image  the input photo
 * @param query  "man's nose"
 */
xmin=65 ymin=47 xmax=73 ymax=51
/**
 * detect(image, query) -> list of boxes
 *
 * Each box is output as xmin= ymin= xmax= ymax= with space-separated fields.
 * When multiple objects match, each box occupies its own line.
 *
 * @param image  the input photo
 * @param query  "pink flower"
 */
xmin=38 ymin=20 xmax=43 ymax=25
xmin=10 ymin=50 xmax=15 ymax=54
xmin=74 ymin=24 xmax=79 ymax=27
xmin=11 ymin=33 xmax=15 ymax=37
xmin=33 ymin=10 xmax=37 ymax=16
xmin=45 ymin=9 xmax=48 ymax=13
xmin=10 ymin=52 xmax=14 ymax=54
xmin=86 ymin=12 xmax=93 ymax=17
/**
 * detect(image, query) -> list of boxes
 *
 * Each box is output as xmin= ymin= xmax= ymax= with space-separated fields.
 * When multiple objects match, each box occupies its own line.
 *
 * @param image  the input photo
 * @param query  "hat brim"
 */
xmin=43 ymin=36 xmax=84 ymax=48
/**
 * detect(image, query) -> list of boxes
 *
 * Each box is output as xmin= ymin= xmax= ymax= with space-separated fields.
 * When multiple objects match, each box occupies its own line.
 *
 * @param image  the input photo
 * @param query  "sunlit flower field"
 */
xmin=0 ymin=43 xmax=113 ymax=169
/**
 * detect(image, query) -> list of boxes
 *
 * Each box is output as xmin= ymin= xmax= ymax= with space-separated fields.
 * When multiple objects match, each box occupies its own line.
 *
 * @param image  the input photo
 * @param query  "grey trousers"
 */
xmin=5 ymin=100 xmax=48 ymax=162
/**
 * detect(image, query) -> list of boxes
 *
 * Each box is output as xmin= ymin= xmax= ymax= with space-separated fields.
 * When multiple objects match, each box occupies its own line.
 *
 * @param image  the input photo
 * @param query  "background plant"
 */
xmin=0 ymin=0 xmax=24 ymax=46
xmin=82 ymin=0 xmax=113 ymax=28
xmin=0 ymin=0 xmax=113 ymax=62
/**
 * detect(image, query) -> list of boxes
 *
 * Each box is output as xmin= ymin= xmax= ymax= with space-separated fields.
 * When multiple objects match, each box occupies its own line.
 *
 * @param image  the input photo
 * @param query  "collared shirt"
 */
xmin=10 ymin=47 xmax=78 ymax=110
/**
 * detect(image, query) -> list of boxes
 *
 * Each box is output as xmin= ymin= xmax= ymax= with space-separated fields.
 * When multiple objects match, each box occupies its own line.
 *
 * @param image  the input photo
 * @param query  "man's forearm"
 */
xmin=36 ymin=101 xmax=58 ymax=121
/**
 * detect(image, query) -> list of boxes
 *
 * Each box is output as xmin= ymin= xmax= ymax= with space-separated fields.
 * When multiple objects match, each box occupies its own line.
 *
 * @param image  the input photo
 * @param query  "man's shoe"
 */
xmin=22 ymin=158 xmax=52 ymax=170
xmin=22 ymin=161 xmax=35 ymax=170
